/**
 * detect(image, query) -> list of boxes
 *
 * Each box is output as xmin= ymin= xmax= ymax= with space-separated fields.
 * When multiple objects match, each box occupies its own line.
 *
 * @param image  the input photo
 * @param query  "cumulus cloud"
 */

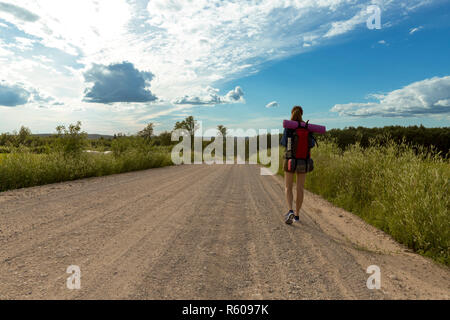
xmin=0 ymin=82 xmax=30 ymax=106
xmin=173 ymin=86 xmax=244 ymax=105
xmin=83 ymin=62 xmax=157 ymax=104
xmin=0 ymin=0 xmax=442 ymax=130
xmin=0 ymin=2 xmax=39 ymax=22
xmin=331 ymin=76 xmax=450 ymax=117
xmin=0 ymin=81 xmax=63 ymax=107
xmin=224 ymin=87 xmax=245 ymax=103
xmin=0 ymin=0 xmax=438 ymax=107
xmin=266 ymin=101 xmax=279 ymax=108
xmin=28 ymin=88 xmax=60 ymax=105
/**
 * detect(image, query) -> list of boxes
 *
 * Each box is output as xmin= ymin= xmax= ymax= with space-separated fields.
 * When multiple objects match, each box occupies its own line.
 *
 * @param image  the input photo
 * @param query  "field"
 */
xmin=0 ymin=122 xmax=176 ymax=192
xmin=0 ymin=147 xmax=172 ymax=192
xmin=299 ymin=140 xmax=449 ymax=265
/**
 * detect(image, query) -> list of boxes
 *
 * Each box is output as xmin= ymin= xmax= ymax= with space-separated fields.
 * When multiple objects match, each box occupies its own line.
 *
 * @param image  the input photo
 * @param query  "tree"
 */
xmin=18 ymin=126 xmax=32 ymax=145
xmin=158 ymin=131 xmax=172 ymax=146
xmin=138 ymin=123 xmax=154 ymax=140
xmin=55 ymin=121 xmax=87 ymax=156
xmin=217 ymin=125 xmax=227 ymax=137
xmin=174 ymin=116 xmax=198 ymax=137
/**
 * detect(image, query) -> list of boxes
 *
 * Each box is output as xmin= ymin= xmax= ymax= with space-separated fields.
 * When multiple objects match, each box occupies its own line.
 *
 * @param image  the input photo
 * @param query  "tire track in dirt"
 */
xmin=0 ymin=165 xmax=192 ymax=241
xmin=0 ymin=165 xmax=206 ymax=261
xmin=133 ymin=165 xmax=255 ymax=299
xmin=253 ymin=171 xmax=383 ymax=299
xmin=0 ymin=165 xmax=212 ymax=298
xmin=69 ymin=165 xmax=229 ymax=299
xmin=0 ymin=164 xmax=448 ymax=299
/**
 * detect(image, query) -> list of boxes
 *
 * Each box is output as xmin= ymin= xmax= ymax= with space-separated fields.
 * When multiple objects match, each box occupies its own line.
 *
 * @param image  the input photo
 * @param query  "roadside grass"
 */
xmin=0 ymin=147 xmax=172 ymax=192
xmin=274 ymin=141 xmax=449 ymax=265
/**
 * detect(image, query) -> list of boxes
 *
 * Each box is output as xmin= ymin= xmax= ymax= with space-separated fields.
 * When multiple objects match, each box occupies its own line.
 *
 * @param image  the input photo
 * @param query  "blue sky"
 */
xmin=0 ymin=0 xmax=449 ymax=135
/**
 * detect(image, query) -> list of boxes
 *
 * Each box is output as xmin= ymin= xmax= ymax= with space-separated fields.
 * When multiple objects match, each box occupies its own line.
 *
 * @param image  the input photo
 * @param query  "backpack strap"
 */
xmin=304 ymin=121 xmax=311 ymax=172
xmin=284 ymin=128 xmax=296 ymax=159
xmin=310 ymin=133 xmax=318 ymax=148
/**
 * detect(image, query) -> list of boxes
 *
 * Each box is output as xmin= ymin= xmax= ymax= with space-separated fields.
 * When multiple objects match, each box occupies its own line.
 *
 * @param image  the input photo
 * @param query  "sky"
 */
xmin=0 ymin=0 xmax=449 ymax=135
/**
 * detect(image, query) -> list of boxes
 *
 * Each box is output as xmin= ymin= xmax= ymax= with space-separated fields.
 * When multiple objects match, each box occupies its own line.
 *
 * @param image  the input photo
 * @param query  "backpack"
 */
xmin=284 ymin=121 xmax=317 ymax=172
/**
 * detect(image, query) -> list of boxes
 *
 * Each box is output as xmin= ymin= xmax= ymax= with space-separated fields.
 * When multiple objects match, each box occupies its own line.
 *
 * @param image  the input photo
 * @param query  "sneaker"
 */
xmin=293 ymin=216 xmax=300 ymax=223
xmin=285 ymin=211 xmax=295 ymax=225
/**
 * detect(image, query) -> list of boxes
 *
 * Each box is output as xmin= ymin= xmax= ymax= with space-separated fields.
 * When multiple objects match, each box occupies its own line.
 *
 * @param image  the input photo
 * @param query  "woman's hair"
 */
xmin=291 ymin=106 xmax=303 ymax=122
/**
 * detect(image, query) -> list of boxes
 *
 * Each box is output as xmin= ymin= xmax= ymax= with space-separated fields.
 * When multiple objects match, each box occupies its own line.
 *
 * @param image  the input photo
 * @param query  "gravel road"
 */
xmin=0 ymin=164 xmax=448 ymax=299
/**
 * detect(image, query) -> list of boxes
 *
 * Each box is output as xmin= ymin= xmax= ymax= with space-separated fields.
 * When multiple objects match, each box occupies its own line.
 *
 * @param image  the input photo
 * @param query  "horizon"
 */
xmin=9 ymin=122 xmax=447 ymax=138
xmin=1 ymin=0 xmax=450 ymax=134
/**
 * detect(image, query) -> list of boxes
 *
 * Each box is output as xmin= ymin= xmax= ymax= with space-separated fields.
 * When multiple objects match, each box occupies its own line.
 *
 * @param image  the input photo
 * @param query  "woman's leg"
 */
xmin=285 ymin=172 xmax=294 ymax=211
xmin=295 ymin=173 xmax=306 ymax=216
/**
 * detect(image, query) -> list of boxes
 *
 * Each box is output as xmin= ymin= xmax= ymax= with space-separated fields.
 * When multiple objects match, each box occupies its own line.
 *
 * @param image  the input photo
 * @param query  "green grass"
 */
xmin=0 ymin=148 xmax=173 ymax=192
xmin=301 ymin=140 xmax=449 ymax=265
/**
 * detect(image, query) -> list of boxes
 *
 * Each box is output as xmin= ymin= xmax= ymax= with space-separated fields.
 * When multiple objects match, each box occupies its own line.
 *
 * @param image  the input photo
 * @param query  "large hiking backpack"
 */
xmin=285 ymin=121 xmax=317 ymax=173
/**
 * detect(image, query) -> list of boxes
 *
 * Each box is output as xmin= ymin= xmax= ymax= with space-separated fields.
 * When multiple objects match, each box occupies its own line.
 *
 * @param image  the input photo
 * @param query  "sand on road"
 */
xmin=0 ymin=164 xmax=448 ymax=299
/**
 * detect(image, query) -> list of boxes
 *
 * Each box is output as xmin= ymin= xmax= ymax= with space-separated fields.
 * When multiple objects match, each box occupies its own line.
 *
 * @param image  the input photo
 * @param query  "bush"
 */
xmin=304 ymin=140 xmax=450 ymax=265
xmin=55 ymin=121 xmax=88 ymax=156
xmin=0 ymin=146 xmax=11 ymax=153
xmin=0 ymin=148 xmax=172 ymax=192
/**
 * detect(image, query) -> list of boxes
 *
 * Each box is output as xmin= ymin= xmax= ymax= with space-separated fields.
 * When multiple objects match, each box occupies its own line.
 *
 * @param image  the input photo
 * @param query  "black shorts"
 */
xmin=283 ymin=158 xmax=314 ymax=173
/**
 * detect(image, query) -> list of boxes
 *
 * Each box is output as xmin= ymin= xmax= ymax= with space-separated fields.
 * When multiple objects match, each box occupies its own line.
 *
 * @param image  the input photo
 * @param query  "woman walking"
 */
xmin=280 ymin=106 xmax=315 ymax=225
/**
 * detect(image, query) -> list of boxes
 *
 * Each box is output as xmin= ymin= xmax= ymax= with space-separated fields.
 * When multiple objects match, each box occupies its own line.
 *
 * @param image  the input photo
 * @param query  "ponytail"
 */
xmin=291 ymin=106 xmax=303 ymax=123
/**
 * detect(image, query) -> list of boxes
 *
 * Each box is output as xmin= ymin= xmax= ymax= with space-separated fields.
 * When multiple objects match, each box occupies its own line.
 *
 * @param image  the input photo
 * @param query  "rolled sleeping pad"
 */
xmin=283 ymin=120 xmax=326 ymax=134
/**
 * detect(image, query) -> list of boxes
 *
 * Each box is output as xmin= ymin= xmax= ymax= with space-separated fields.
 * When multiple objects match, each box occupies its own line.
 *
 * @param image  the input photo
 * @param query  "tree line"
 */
xmin=320 ymin=125 xmax=450 ymax=157
xmin=2 ymin=119 xmax=448 ymax=157
xmin=0 ymin=116 xmax=229 ymax=154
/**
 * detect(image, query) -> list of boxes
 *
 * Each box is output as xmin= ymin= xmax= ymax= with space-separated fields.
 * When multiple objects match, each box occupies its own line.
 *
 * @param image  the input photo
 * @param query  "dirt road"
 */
xmin=0 ymin=164 xmax=448 ymax=299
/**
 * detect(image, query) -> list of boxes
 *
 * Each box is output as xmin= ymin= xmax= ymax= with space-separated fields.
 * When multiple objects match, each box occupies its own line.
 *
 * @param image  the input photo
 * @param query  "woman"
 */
xmin=280 ymin=106 xmax=314 ymax=225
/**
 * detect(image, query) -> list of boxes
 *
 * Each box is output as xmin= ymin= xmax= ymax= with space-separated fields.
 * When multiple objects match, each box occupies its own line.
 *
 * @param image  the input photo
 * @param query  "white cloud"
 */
xmin=173 ymin=86 xmax=244 ymax=105
xmin=331 ymin=76 xmax=450 ymax=117
xmin=409 ymin=26 xmax=424 ymax=34
xmin=324 ymin=7 xmax=368 ymax=38
xmin=0 ymin=80 xmax=61 ymax=107
xmin=0 ymin=0 xmax=435 ymax=104
xmin=0 ymin=1 xmax=39 ymax=22
xmin=0 ymin=0 xmax=442 ymax=132
xmin=266 ymin=101 xmax=279 ymax=108
xmin=13 ymin=36 xmax=35 ymax=50
xmin=0 ymin=0 xmax=132 ymax=56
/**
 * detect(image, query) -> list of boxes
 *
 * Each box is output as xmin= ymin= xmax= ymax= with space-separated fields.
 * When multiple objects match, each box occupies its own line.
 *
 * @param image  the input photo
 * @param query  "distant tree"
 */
xmin=174 ymin=116 xmax=198 ymax=137
xmin=0 ymin=133 xmax=8 ymax=146
xmin=217 ymin=125 xmax=227 ymax=137
xmin=18 ymin=126 xmax=32 ymax=145
xmin=323 ymin=125 xmax=450 ymax=157
xmin=158 ymin=131 xmax=172 ymax=146
xmin=138 ymin=123 xmax=154 ymax=140
xmin=55 ymin=121 xmax=87 ymax=156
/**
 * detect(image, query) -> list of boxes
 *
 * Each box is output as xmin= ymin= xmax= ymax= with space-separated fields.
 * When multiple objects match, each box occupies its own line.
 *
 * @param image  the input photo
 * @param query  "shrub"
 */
xmin=0 ymin=148 xmax=172 ymax=192
xmin=305 ymin=140 xmax=449 ymax=265
xmin=55 ymin=121 xmax=88 ymax=156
